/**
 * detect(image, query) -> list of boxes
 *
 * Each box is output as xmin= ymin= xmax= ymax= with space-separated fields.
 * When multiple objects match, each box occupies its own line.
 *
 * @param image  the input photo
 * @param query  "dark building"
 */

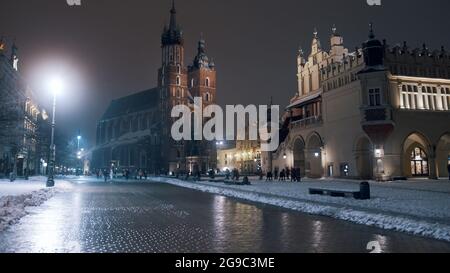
xmin=0 ymin=39 xmax=50 ymax=177
xmin=92 ymin=2 xmax=217 ymax=175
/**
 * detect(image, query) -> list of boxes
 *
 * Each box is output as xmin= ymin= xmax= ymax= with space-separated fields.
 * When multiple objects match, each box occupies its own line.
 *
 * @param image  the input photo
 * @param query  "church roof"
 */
xmin=101 ymin=88 xmax=159 ymax=120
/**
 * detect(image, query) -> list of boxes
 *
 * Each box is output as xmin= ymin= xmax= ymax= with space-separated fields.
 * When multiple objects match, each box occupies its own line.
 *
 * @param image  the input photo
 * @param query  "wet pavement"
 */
xmin=0 ymin=179 xmax=450 ymax=253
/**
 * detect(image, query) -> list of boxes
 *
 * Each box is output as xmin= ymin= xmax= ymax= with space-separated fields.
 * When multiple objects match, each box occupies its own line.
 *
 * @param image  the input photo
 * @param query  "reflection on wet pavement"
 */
xmin=0 ymin=182 xmax=449 ymax=253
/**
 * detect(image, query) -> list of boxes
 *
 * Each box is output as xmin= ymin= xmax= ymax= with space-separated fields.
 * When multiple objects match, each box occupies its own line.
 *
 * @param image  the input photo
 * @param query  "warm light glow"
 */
xmin=314 ymin=152 xmax=320 ymax=157
xmin=375 ymin=149 xmax=382 ymax=158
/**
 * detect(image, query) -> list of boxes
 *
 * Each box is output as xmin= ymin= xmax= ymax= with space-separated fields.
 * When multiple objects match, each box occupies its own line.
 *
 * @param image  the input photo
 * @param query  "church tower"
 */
xmin=185 ymin=37 xmax=217 ymax=173
xmin=158 ymin=0 xmax=189 ymax=173
xmin=188 ymin=37 xmax=216 ymax=107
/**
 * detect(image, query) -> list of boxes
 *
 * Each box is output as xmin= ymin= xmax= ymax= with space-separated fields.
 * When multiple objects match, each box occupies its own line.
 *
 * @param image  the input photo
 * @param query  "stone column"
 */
xmin=428 ymin=144 xmax=438 ymax=180
xmin=436 ymin=86 xmax=444 ymax=111
xmin=417 ymin=84 xmax=424 ymax=110
xmin=398 ymin=84 xmax=404 ymax=108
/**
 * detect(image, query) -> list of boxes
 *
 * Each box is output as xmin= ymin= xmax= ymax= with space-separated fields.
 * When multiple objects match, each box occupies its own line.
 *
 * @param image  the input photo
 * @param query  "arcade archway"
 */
xmin=436 ymin=133 xmax=450 ymax=179
xmin=402 ymin=132 xmax=431 ymax=178
xmin=293 ymin=137 xmax=306 ymax=177
xmin=355 ymin=137 xmax=373 ymax=179
xmin=306 ymin=133 xmax=323 ymax=178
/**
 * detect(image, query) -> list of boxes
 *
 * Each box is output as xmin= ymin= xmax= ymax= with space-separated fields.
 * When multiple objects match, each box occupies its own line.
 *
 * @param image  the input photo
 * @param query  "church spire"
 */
xmin=161 ymin=0 xmax=183 ymax=46
xmin=169 ymin=0 xmax=177 ymax=31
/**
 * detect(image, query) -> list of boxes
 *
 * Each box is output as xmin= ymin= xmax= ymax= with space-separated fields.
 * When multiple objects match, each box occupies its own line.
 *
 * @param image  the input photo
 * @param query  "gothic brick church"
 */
xmin=92 ymin=1 xmax=217 ymax=175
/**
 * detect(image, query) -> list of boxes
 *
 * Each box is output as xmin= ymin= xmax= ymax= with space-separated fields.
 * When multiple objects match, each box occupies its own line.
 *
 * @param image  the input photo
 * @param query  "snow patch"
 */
xmin=0 ymin=188 xmax=57 ymax=230
xmin=0 ymin=178 xmax=73 ymax=231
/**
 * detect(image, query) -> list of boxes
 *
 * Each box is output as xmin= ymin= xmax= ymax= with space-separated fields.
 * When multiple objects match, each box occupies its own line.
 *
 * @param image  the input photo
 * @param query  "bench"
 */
xmin=309 ymin=182 xmax=371 ymax=200
xmin=392 ymin=176 xmax=408 ymax=181
xmin=224 ymin=176 xmax=251 ymax=186
xmin=309 ymin=188 xmax=360 ymax=198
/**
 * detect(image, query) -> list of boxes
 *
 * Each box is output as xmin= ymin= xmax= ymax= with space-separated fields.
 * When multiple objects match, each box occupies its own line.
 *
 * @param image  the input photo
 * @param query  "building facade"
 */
xmin=0 ymin=40 xmax=50 ymax=177
xmin=92 ymin=2 xmax=217 ymax=175
xmin=270 ymin=25 xmax=450 ymax=180
xmin=217 ymin=139 xmax=262 ymax=175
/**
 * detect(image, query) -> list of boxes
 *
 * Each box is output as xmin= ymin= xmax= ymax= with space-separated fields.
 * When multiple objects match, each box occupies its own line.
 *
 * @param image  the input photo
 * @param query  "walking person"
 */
xmin=266 ymin=171 xmax=273 ymax=181
xmin=279 ymin=170 xmax=285 ymax=181
xmin=103 ymin=169 xmax=108 ymax=182
xmin=225 ymin=169 xmax=230 ymax=180
xmin=291 ymin=168 xmax=296 ymax=182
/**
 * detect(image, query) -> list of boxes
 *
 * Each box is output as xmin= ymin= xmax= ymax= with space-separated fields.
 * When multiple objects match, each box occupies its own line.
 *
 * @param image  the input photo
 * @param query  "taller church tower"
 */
xmin=158 ymin=1 xmax=189 ymax=173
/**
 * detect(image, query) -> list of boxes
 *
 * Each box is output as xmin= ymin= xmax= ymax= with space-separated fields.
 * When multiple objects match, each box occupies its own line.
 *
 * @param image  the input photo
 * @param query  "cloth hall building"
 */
xmin=267 ymin=26 xmax=450 ymax=181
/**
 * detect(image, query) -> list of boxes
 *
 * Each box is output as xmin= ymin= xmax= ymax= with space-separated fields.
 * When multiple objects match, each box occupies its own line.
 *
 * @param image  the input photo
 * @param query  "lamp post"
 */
xmin=77 ymin=133 xmax=82 ymax=176
xmin=77 ymin=134 xmax=81 ymax=150
xmin=47 ymin=77 xmax=63 ymax=187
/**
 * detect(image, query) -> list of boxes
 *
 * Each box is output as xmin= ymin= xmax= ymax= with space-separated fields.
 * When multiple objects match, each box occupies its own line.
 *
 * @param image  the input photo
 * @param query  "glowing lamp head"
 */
xmin=49 ymin=77 xmax=64 ymax=96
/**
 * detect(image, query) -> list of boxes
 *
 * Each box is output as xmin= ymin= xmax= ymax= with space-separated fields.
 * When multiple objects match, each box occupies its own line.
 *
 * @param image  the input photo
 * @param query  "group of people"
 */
xmin=266 ymin=167 xmax=302 ymax=182
xmin=95 ymin=168 xmax=148 ymax=182
xmin=228 ymin=168 xmax=241 ymax=181
xmin=96 ymin=169 xmax=112 ymax=182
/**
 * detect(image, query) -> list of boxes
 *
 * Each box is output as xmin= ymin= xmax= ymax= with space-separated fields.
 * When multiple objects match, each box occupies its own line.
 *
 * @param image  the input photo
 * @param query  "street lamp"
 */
xmin=47 ymin=77 xmax=63 ymax=187
xmin=76 ymin=132 xmax=83 ymax=176
xmin=77 ymin=135 xmax=81 ymax=149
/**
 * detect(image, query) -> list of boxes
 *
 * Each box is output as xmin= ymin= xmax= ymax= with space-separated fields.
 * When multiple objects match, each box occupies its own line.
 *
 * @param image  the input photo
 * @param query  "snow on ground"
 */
xmin=0 ymin=177 xmax=72 ymax=231
xmin=152 ymin=176 xmax=450 ymax=242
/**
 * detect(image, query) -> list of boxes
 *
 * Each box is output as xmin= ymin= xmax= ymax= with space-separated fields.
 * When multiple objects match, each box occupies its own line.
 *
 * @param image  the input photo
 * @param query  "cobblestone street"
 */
xmin=0 ymin=178 xmax=449 ymax=253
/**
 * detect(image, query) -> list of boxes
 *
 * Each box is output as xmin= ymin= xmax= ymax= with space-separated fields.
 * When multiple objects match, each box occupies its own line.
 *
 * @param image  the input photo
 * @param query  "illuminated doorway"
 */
xmin=410 ymin=147 xmax=429 ymax=177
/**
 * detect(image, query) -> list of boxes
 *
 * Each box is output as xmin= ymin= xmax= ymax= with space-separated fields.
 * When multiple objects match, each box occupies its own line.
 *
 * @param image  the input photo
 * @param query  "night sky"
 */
xmin=1 ymin=0 xmax=449 ymax=146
